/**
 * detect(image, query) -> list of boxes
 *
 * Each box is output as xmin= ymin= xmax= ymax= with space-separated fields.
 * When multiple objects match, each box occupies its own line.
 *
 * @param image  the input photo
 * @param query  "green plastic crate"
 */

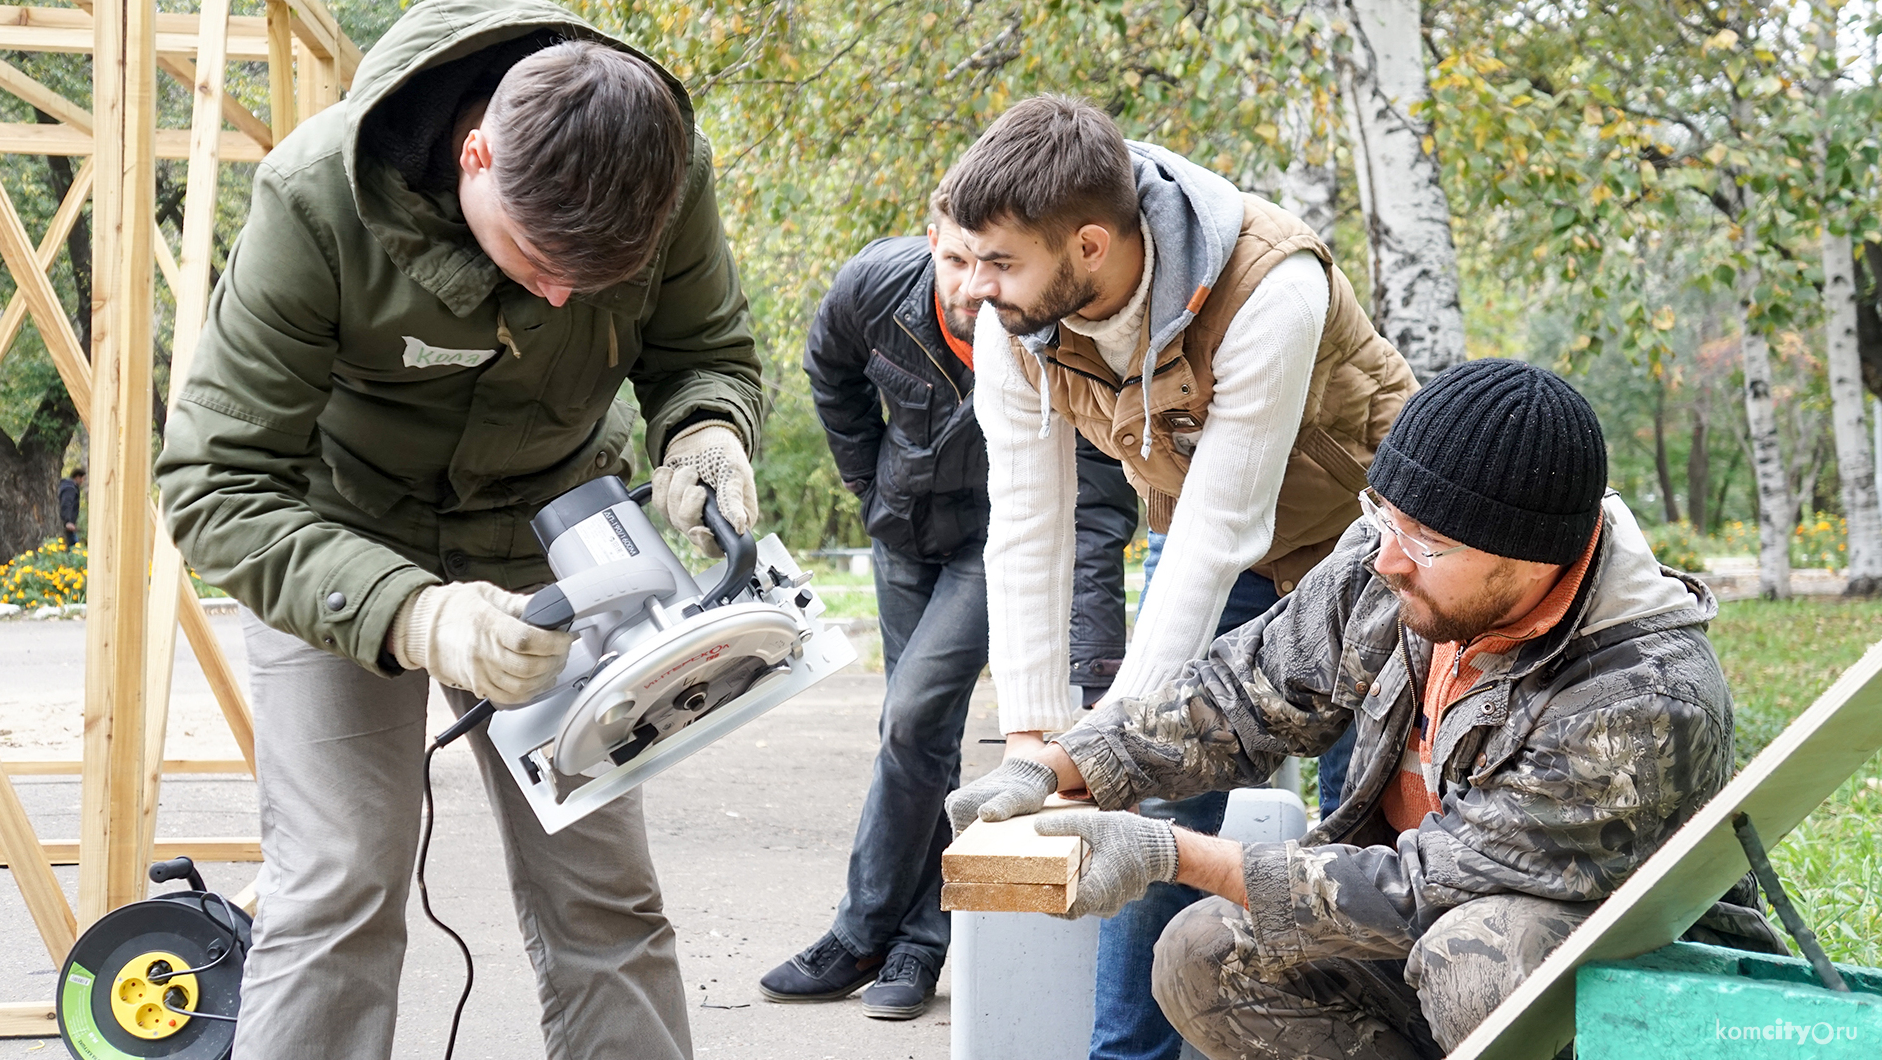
xmin=1577 ymin=942 xmax=1882 ymax=1057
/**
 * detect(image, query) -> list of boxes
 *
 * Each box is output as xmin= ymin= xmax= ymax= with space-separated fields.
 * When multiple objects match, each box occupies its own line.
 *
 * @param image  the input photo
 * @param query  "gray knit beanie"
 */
xmin=1366 ymin=359 xmax=1607 ymax=565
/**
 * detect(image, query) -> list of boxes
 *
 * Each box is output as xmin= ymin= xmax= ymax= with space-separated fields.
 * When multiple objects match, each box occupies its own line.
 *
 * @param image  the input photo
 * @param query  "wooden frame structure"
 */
xmin=0 ymin=0 xmax=357 ymax=1038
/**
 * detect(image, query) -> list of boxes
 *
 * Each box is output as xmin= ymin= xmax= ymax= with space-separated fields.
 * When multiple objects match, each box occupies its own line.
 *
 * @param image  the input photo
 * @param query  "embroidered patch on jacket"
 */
xmin=401 ymin=335 xmax=497 ymax=369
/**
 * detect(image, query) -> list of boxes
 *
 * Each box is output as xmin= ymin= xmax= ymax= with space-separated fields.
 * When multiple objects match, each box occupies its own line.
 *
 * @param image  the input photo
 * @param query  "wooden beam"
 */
xmin=1453 ymin=637 xmax=1882 ymax=1060
xmin=0 ymin=177 xmax=91 ymax=411
xmin=0 ymin=155 xmax=89 ymax=373
xmin=0 ymin=7 xmax=272 ymax=61
xmin=79 ymin=0 xmax=157 ymax=927
xmin=1 ymin=835 xmax=261 ymax=867
xmin=942 ymin=809 xmax=1084 ymax=885
xmin=0 ymin=768 xmax=76 ymax=964
xmin=0 ymin=1000 xmax=56 ymax=1039
xmin=264 ymin=1 xmax=294 ymax=142
xmin=1 ymin=758 xmax=250 ymax=776
xmin=280 ymin=0 xmax=360 ymax=85
xmin=941 ymin=878 xmax=1080 ymax=915
xmin=0 ymin=121 xmax=267 ymax=162
xmin=157 ymin=54 xmax=270 ymax=152
xmin=151 ymin=217 xmax=178 ymax=293
xmin=172 ymin=562 xmax=256 ymax=776
xmin=231 ymin=878 xmax=257 ymax=915
xmin=145 ymin=0 xmax=232 ymax=859
xmin=0 ymin=56 xmax=90 ymax=131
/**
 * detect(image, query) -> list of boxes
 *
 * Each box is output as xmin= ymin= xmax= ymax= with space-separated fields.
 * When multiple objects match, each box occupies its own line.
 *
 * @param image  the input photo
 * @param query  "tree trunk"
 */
xmin=1653 ymin=380 xmax=1682 ymax=523
xmin=1825 ymin=234 xmax=1882 ymax=594
xmin=1277 ymin=96 xmax=1339 ymax=246
xmin=1742 ymin=311 xmax=1793 ymax=599
xmin=1339 ymin=0 xmax=1465 ymax=381
xmin=1688 ymin=407 xmax=1710 ymax=534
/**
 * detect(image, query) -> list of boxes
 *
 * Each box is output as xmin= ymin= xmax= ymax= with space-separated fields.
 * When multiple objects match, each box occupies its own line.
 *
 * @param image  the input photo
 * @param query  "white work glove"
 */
xmin=389 ymin=581 xmax=574 ymax=705
xmin=650 ymin=422 xmax=758 ymax=557
xmin=1035 ymin=810 xmax=1180 ymax=919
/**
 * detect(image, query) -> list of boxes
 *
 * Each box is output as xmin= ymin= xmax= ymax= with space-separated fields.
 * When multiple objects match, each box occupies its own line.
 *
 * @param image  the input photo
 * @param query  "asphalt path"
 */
xmin=0 ymin=613 xmax=1002 ymax=1059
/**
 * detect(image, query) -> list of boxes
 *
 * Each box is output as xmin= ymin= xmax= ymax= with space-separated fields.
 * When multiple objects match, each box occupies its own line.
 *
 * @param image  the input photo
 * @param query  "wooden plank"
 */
xmin=0 ymin=122 xmax=266 ymax=162
xmin=0 ymin=7 xmax=272 ymax=61
xmin=1452 ymin=638 xmax=1882 ymax=1060
xmin=264 ymin=1 xmax=294 ymax=141
xmin=145 ymin=0 xmax=232 ymax=856
xmin=0 ymin=155 xmax=89 ymax=373
xmin=281 ymin=0 xmax=360 ymax=85
xmin=0 ymin=767 xmax=76 ymax=963
xmin=78 ymin=0 xmax=157 ymax=927
xmin=156 ymin=54 xmax=271 ymax=152
xmin=0 ymin=1000 xmax=56 ymax=1039
xmin=1 ymin=758 xmax=249 ymax=776
xmin=0 ymin=176 xmax=92 ymax=422
xmin=0 ymin=836 xmax=261 ymax=867
xmin=943 ymin=808 xmax=1085 ymax=885
xmin=942 ymin=877 xmax=1079 ymax=915
xmin=172 ymin=563 xmax=256 ymax=776
xmin=0 ymin=56 xmax=89 ymax=130
xmin=231 ymin=879 xmax=257 ymax=915
xmin=150 ymin=217 xmax=178 ymax=293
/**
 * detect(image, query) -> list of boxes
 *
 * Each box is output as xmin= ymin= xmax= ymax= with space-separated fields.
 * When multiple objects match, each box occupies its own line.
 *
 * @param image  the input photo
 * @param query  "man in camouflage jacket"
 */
xmin=948 ymin=360 xmax=1778 ymax=1058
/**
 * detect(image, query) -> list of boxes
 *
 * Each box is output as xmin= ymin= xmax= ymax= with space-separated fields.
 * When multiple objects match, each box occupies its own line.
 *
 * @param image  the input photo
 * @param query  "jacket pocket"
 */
xmin=865 ymin=349 xmax=935 ymax=448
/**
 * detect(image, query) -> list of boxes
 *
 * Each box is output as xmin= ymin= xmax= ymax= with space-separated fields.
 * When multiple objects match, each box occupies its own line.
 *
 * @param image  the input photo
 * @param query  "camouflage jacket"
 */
xmin=1054 ymin=496 xmax=1737 ymax=977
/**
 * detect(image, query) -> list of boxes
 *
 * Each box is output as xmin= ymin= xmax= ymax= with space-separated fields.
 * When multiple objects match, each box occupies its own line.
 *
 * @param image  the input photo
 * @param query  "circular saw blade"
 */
xmin=552 ymin=604 xmax=801 ymax=776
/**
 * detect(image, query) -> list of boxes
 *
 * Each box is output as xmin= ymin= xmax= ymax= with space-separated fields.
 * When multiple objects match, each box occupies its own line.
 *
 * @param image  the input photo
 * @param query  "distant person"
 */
xmin=942 ymin=94 xmax=1418 ymax=1060
xmin=762 ymin=195 xmax=1137 ymax=1019
xmin=950 ymin=360 xmax=1784 ymax=1059
xmin=57 ymin=467 xmax=83 ymax=549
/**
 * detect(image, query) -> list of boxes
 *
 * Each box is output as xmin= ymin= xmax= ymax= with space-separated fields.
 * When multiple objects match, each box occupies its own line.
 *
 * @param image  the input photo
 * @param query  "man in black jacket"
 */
xmin=58 ymin=468 xmax=83 ymax=550
xmin=759 ymin=201 xmax=1136 ymax=1019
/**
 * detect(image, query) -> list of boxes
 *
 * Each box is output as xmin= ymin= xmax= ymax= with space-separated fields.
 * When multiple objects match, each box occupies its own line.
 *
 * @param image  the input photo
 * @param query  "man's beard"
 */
xmin=989 ymin=253 xmax=1099 ymax=335
xmin=939 ymin=292 xmax=980 ymax=343
xmin=1381 ymin=561 xmax=1530 ymax=644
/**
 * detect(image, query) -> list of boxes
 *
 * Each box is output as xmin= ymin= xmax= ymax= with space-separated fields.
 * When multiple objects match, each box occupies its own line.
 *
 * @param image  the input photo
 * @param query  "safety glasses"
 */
xmin=1358 ymin=488 xmax=1472 ymax=567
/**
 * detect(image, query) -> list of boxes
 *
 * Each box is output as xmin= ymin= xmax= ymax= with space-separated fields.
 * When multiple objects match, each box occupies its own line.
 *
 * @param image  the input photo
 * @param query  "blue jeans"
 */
xmin=1091 ymin=534 xmax=1352 ymax=1060
xmin=829 ymin=540 xmax=989 ymax=974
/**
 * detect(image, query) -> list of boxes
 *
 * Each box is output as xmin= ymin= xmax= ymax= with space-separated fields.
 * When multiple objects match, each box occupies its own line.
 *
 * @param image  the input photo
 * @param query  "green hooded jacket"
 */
xmin=154 ymin=0 xmax=763 ymax=675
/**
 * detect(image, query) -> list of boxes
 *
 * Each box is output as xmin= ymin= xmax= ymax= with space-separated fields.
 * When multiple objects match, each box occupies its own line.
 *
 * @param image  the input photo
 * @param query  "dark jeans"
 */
xmin=1071 ymin=438 xmax=1137 ymax=705
xmin=1092 ymin=533 xmax=1354 ymax=1060
xmin=830 ymin=539 xmax=990 ymax=972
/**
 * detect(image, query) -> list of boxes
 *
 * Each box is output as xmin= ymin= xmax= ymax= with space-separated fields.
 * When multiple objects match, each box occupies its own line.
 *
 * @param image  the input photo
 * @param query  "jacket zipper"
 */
xmin=1045 ymin=351 xmax=1187 ymax=394
xmin=892 ymin=315 xmax=965 ymax=405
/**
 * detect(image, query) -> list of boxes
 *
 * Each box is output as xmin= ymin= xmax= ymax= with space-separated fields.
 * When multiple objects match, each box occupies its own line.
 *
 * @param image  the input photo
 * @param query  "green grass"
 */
xmin=1712 ymin=597 xmax=1882 ymax=969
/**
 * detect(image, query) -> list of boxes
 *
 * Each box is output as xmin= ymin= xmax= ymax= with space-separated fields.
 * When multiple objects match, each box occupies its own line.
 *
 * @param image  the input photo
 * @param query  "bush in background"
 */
xmin=0 ymin=540 xmax=84 ymax=608
xmin=1643 ymin=521 xmax=1707 ymax=573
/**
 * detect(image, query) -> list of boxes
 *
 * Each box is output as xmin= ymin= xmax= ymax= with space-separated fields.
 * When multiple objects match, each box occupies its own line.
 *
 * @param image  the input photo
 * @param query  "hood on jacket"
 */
xmin=341 ymin=0 xmax=695 ymax=317
xmin=1018 ymin=141 xmax=1246 ymax=455
xmin=1580 ymin=493 xmax=1709 ymax=637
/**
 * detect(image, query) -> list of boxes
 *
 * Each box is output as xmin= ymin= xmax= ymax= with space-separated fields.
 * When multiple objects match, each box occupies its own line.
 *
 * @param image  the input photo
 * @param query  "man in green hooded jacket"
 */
xmin=153 ymin=2 xmax=763 ymax=1056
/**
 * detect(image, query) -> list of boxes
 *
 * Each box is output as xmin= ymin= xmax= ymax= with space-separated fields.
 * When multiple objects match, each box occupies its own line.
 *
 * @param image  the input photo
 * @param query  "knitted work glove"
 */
xmin=389 ymin=581 xmax=575 ymax=705
xmin=650 ymin=422 xmax=758 ymax=558
xmin=1035 ymin=811 xmax=1180 ymax=920
xmin=945 ymin=758 xmax=1059 ymax=836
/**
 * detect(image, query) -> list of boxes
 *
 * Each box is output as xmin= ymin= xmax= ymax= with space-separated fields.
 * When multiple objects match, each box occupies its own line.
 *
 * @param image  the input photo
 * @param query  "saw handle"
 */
xmin=695 ymin=486 xmax=758 ymax=610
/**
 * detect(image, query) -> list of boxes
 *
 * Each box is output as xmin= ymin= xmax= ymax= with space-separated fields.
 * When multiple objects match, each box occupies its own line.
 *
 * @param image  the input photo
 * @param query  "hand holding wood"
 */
xmin=946 ymin=757 xmax=1058 ymax=836
xmin=1034 ymin=810 xmax=1179 ymax=920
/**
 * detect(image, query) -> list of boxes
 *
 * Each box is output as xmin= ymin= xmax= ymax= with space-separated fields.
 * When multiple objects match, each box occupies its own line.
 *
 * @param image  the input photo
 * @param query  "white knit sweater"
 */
xmin=974 ymin=250 xmax=1329 ymax=734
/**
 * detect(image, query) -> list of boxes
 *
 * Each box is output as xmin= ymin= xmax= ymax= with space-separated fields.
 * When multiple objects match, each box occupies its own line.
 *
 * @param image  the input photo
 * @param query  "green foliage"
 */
xmin=1644 ymin=520 xmax=1709 ymax=573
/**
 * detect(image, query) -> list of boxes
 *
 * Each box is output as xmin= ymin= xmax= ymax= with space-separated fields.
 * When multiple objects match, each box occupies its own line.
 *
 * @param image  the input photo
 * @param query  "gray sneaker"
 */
xmin=859 ymin=952 xmax=937 ymax=1020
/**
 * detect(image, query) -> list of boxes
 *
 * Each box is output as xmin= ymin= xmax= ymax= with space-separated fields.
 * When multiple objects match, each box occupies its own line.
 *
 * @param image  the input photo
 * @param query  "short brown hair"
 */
xmin=942 ymin=95 xmax=1139 ymax=243
xmin=487 ymin=41 xmax=688 ymax=292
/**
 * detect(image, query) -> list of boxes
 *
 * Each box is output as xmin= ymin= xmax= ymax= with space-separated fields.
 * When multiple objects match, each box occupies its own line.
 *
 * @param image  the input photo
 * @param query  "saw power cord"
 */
xmin=419 ymin=734 xmax=479 ymax=1060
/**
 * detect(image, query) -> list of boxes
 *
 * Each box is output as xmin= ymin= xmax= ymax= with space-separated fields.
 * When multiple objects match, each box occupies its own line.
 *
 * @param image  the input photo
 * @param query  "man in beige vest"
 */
xmin=940 ymin=95 xmax=1416 ymax=1060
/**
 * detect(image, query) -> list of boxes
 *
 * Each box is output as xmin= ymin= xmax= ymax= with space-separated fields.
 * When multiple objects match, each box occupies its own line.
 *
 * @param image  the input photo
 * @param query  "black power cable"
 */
xmin=417 ymin=742 xmax=476 ymax=1060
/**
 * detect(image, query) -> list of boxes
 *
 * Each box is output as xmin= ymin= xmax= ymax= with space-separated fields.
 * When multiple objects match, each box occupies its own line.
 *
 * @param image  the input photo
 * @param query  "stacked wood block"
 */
xmin=940 ymin=798 xmax=1093 ymax=914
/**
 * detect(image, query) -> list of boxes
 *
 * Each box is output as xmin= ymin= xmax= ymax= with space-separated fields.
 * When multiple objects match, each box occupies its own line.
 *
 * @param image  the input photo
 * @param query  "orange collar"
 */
xmin=936 ymin=289 xmax=974 ymax=370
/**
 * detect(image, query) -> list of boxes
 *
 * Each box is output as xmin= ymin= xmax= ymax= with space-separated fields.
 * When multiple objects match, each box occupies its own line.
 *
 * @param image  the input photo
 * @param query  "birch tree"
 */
xmin=1339 ymin=0 xmax=1466 ymax=380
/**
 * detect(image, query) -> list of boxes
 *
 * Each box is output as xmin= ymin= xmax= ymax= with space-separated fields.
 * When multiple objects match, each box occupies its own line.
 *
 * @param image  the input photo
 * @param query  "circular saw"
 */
xmin=440 ymin=477 xmax=856 ymax=833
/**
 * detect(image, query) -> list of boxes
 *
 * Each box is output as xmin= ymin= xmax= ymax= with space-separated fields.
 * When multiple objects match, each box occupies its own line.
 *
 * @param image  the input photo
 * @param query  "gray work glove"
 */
xmin=945 ymin=757 xmax=1059 ymax=836
xmin=1035 ymin=810 xmax=1180 ymax=919
xmin=650 ymin=422 xmax=758 ymax=558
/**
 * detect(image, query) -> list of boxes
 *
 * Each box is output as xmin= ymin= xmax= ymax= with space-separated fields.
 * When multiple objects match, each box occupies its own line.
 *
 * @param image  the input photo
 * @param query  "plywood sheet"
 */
xmin=1452 ymin=637 xmax=1882 ymax=1060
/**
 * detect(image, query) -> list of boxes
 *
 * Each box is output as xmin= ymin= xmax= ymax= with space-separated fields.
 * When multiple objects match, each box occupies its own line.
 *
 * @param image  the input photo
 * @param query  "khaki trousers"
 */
xmin=232 ymin=612 xmax=691 ymax=1060
xmin=1152 ymin=893 xmax=1595 ymax=1059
